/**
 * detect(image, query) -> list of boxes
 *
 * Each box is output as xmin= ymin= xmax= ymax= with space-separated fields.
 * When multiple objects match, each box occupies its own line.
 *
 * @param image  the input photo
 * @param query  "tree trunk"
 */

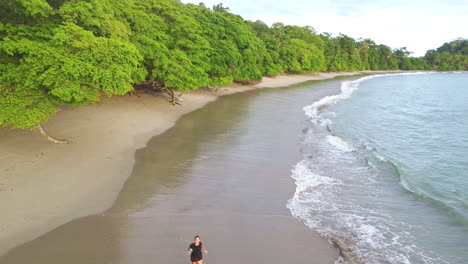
xmin=141 ymin=81 xmax=183 ymax=106
xmin=36 ymin=124 xmax=70 ymax=144
xmin=161 ymin=88 xmax=182 ymax=106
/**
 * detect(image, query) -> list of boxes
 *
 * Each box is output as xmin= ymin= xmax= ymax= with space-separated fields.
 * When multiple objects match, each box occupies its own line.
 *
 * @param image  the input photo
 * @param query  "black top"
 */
xmin=189 ymin=242 xmax=203 ymax=262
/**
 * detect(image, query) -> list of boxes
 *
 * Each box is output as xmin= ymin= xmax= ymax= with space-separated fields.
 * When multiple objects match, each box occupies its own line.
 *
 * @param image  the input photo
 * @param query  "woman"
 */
xmin=187 ymin=235 xmax=208 ymax=264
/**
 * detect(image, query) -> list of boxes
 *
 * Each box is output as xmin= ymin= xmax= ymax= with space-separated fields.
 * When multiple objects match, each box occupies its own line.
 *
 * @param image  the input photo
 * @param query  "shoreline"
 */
xmin=0 ymin=70 xmax=400 ymax=256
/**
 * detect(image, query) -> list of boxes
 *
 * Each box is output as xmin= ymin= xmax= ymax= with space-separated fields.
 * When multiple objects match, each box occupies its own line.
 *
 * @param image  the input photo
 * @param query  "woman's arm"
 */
xmin=202 ymin=246 xmax=208 ymax=254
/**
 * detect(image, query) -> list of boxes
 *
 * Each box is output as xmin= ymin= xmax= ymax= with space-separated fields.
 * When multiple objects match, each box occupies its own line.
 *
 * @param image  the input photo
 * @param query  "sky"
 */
xmin=182 ymin=0 xmax=468 ymax=56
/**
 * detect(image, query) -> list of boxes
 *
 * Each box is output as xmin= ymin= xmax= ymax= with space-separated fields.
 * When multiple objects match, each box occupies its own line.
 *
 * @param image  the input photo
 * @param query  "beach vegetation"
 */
xmin=0 ymin=0 xmax=466 ymax=137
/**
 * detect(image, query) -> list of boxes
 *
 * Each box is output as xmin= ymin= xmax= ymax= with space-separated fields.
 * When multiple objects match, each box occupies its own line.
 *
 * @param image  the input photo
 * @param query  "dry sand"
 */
xmin=0 ymin=71 xmax=395 ymax=257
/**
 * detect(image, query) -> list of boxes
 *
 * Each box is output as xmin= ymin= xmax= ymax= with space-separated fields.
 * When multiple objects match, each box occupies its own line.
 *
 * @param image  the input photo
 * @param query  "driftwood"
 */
xmin=36 ymin=124 xmax=70 ymax=144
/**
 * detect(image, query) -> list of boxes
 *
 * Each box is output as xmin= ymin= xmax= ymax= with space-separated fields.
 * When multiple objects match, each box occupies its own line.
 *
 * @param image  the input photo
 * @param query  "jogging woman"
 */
xmin=187 ymin=235 xmax=208 ymax=264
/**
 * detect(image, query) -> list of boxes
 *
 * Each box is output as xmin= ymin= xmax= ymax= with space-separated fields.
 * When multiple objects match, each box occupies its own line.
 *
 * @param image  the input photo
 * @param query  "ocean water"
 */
xmin=287 ymin=72 xmax=468 ymax=264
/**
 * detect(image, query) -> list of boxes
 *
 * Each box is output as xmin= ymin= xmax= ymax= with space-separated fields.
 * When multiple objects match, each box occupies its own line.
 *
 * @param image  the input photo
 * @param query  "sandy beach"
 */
xmin=0 ymin=71 xmax=398 ymax=261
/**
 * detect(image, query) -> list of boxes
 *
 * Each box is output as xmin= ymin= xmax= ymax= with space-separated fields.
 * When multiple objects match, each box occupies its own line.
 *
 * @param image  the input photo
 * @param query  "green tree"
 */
xmin=1 ymin=0 xmax=465 ymax=135
xmin=425 ymin=39 xmax=468 ymax=70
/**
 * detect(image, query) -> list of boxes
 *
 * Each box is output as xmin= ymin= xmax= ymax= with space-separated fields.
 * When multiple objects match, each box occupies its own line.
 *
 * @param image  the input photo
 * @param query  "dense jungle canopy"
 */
xmin=1 ymin=0 xmax=467 ymax=129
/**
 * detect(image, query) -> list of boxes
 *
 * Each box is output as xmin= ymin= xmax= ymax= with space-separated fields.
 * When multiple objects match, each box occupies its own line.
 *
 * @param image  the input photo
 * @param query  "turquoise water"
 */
xmin=287 ymin=72 xmax=468 ymax=263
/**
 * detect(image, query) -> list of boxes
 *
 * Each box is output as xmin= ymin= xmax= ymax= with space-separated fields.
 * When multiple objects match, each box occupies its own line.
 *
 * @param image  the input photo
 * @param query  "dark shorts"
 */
xmin=191 ymin=256 xmax=202 ymax=262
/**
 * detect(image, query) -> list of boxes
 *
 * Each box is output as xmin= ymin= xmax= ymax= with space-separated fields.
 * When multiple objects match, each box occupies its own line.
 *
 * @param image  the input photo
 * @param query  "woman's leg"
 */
xmin=196 ymin=260 xmax=203 ymax=264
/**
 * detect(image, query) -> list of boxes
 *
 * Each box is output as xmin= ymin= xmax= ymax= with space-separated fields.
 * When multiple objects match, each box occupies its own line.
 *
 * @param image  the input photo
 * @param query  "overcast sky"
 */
xmin=182 ymin=0 xmax=467 ymax=56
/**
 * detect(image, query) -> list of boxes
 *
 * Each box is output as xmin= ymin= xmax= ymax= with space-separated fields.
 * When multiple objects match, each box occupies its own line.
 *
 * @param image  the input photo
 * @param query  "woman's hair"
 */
xmin=194 ymin=235 xmax=200 ymax=240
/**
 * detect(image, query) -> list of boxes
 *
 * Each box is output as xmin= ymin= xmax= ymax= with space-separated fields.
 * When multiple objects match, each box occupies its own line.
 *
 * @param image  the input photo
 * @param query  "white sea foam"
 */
xmin=290 ymin=160 xmax=340 ymax=195
xmin=303 ymin=74 xmax=383 ymax=125
xmin=326 ymin=135 xmax=355 ymax=152
xmin=287 ymin=157 xmax=444 ymax=264
xmin=289 ymin=72 xmax=448 ymax=264
xmin=288 ymin=160 xmax=340 ymax=210
xmin=303 ymin=72 xmax=435 ymax=126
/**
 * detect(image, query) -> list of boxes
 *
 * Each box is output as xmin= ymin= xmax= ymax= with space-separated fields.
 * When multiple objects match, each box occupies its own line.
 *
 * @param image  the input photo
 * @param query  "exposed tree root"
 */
xmin=208 ymin=86 xmax=222 ymax=92
xmin=36 ymin=124 xmax=70 ymax=144
xmin=161 ymin=88 xmax=183 ymax=106
xmin=139 ymin=81 xmax=183 ymax=106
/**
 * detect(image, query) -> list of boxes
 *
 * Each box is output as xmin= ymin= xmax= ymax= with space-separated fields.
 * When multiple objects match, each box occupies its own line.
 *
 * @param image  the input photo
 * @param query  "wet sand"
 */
xmin=0 ymin=77 xmax=362 ymax=263
xmin=0 ymin=72 xmax=399 ymax=262
xmin=0 ymin=71 xmax=382 ymax=256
